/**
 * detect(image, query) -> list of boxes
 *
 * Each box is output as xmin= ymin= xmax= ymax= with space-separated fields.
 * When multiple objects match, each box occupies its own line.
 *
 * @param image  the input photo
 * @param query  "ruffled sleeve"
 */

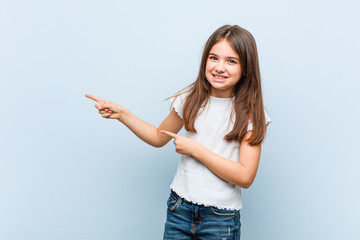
xmin=170 ymin=92 xmax=188 ymax=119
xmin=247 ymin=108 xmax=272 ymax=132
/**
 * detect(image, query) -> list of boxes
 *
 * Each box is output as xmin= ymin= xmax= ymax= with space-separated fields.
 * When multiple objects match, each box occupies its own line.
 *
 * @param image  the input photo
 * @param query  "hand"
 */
xmin=161 ymin=130 xmax=200 ymax=156
xmin=85 ymin=94 xmax=126 ymax=120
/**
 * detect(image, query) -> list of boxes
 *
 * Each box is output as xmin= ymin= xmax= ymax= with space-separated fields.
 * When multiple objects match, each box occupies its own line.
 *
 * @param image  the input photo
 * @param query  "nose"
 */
xmin=215 ymin=61 xmax=225 ymax=73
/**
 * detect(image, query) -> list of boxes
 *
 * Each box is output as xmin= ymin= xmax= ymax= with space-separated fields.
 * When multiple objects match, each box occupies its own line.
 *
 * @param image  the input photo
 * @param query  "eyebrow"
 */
xmin=209 ymin=53 xmax=240 ymax=61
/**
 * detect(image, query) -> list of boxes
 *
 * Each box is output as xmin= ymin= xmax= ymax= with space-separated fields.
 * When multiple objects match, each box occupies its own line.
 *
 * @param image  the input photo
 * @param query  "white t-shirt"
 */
xmin=169 ymin=92 xmax=271 ymax=210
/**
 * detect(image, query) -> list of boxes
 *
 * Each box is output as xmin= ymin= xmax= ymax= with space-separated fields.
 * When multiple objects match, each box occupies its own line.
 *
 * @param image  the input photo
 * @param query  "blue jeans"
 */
xmin=163 ymin=190 xmax=241 ymax=240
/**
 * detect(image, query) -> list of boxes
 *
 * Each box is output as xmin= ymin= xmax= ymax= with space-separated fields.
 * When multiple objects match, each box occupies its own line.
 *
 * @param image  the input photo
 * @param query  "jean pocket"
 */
xmin=210 ymin=207 xmax=238 ymax=217
xmin=167 ymin=191 xmax=182 ymax=212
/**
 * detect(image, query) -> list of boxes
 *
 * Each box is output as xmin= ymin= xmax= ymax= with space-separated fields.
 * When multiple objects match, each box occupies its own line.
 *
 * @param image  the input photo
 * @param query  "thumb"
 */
xmin=97 ymin=101 xmax=112 ymax=110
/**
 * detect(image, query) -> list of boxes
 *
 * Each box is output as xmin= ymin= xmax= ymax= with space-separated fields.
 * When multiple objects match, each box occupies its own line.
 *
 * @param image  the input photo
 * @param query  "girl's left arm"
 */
xmin=161 ymin=130 xmax=260 ymax=189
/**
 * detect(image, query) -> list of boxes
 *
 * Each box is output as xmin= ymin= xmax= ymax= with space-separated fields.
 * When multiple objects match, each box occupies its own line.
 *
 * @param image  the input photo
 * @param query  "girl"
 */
xmin=86 ymin=25 xmax=271 ymax=240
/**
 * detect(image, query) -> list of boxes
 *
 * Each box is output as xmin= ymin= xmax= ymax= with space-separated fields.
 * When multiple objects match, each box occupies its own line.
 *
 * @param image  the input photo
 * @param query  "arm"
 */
xmin=121 ymin=108 xmax=184 ymax=147
xmin=193 ymin=131 xmax=261 ymax=188
xmin=161 ymin=130 xmax=261 ymax=188
xmin=85 ymin=94 xmax=183 ymax=148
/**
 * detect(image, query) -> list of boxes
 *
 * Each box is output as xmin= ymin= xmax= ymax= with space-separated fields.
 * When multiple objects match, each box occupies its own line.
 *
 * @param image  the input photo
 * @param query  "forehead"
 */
xmin=209 ymin=39 xmax=239 ymax=58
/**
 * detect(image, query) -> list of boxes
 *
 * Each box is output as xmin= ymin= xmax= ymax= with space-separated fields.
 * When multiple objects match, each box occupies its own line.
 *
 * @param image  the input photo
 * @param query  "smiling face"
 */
xmin=205 ymin=38 xmax=242 ymax=98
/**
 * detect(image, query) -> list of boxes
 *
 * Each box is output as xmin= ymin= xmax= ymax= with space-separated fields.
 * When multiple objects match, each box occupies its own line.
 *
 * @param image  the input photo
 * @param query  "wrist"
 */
xmin=191 ymin=141 xmax=204 ymax=159
xmin=117 ymin=108 xmax=131 ymax=123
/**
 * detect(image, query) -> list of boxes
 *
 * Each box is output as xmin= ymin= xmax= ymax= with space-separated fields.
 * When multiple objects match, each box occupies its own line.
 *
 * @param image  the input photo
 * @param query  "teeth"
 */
xmin=214 ymin=75 xmax=226 ymax=79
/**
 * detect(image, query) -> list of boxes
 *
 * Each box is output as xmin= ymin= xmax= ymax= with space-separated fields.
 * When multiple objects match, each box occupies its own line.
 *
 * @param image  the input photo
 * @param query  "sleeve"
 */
xmin=247 ymin=108 xmax=272 ymax=132
xmin=169 ymin=92 xmax=187 ymax=119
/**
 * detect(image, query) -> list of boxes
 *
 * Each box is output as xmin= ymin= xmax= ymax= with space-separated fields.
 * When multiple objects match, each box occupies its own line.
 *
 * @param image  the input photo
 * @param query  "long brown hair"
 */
xmin=172 ymin=25 xmax=267 ymax=146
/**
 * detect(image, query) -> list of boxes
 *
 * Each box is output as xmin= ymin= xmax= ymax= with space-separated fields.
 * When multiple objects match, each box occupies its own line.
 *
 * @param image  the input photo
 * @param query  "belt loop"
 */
xmin=178 ymin=197 xmax=183 ymax=205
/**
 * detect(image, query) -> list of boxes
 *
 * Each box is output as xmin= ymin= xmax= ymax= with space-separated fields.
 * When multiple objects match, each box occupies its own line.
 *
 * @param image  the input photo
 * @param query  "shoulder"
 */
xmin=170 ymin=86 xmax=191 ymax=103
xmin=169 ymin=87 xmax=192 ymax=119
xmin=247 ymin=107 xmax=272 ymax=132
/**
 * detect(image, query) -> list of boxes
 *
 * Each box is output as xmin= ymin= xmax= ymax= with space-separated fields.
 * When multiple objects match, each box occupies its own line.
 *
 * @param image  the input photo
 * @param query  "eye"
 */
xmin=209 ymin=56 xmax=217 ymax=60
xmin=228 ymin=59 xmax=237 ymax=64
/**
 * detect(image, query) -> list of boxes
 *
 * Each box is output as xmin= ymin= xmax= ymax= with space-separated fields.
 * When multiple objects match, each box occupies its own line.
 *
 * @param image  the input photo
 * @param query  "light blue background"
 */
xmin=1 ymin=0 xmax=359 ymax=239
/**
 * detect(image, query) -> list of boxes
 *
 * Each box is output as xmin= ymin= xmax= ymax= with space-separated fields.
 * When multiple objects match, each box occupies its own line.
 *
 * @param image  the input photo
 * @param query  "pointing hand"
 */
xmin=85 ymin=94 xmax=126 ymax=120
xmin=161 ymin=130 xmax=200 ymax=156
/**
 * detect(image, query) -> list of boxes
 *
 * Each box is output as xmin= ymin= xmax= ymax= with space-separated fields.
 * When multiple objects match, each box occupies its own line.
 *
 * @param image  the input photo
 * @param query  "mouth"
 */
xmin=212 ymin=74 xmax=228 ymax=82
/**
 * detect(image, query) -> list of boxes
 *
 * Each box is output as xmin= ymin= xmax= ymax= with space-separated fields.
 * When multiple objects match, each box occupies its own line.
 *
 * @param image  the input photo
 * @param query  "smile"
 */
xmin=212 ymin=74 xmax=228 ymax=79
xmin=211 ymin=74 xmax=228 ymax=83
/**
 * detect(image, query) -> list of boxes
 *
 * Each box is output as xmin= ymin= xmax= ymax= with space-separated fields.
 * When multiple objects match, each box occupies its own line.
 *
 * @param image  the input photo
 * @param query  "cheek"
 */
xmin=205 ymin=60 xmax=215 ymax=72
xmin=230 ymin=66 xmax=242 ymax=77
xmin=205 ymin=63 xmax=212 ymax=78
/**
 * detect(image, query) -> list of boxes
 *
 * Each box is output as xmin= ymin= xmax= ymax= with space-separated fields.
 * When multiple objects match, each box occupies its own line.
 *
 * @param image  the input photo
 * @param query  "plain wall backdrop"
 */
xmin=1 ymin=0 xmax=359 ymax=239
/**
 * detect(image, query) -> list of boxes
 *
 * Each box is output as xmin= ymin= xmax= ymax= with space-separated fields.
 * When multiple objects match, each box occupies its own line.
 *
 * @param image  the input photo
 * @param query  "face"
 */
xmin=205 ymin=39 xmax=242 ymax=98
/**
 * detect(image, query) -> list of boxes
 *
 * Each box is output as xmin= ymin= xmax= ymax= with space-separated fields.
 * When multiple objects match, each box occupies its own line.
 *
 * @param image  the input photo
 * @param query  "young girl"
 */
xmin=86 ymin=25 xmax=271 ymax=240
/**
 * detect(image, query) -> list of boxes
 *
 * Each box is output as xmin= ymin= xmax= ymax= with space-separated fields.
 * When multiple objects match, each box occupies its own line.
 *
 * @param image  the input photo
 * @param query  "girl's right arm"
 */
xmin=85 ymin=94 xmax=183 ymax=148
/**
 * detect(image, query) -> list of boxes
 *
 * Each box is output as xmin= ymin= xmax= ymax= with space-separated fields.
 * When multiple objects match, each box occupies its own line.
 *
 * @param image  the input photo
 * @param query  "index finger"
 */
xmin=85 ymin=94 xmax=103 ymax=103
xmin=160 ymin=130 xmax=178 ymax=139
